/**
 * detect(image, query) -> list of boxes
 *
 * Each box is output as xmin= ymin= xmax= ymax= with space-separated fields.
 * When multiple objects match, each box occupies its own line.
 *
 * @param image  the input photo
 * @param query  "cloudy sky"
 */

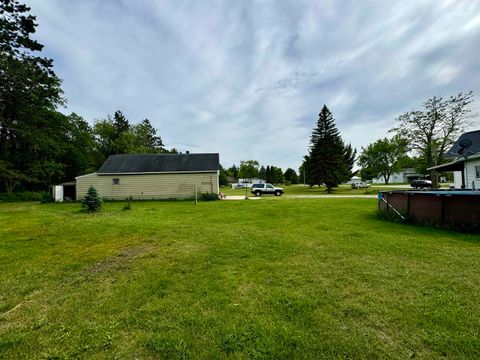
xmin=29 ymin=0 xmax=480 ymax=170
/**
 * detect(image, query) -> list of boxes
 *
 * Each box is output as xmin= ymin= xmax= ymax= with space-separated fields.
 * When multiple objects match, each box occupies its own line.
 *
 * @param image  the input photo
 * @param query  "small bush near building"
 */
xmin=81 ymin=186 xmax=103 ymax=212
xmin=41 ymin=192 xmax=55 ymax=203
xmin=200 ymin=192 xmax=220 ymax=201
xmin=124 ymin=196 xmax=133 ymax=210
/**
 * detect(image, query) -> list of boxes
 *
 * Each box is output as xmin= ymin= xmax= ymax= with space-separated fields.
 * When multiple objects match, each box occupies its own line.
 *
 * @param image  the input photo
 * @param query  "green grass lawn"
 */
xmin=1 ymin=199 xmax=479 ymax=359
xmin=221 ymin=184 xmax=410 ymax=196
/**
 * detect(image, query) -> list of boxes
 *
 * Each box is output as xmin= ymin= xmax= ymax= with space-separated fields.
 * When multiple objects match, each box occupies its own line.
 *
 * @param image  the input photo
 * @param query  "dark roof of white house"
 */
xmin=97 ymin=153 xmax=219 ymax=173
xmin=445 ymin=130 xmax=480 ymax=158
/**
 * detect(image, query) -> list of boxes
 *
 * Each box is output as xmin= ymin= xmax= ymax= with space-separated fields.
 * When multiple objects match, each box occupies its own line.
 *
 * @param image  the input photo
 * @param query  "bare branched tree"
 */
xmin=391 ymin=91 xmax=474 ymax=179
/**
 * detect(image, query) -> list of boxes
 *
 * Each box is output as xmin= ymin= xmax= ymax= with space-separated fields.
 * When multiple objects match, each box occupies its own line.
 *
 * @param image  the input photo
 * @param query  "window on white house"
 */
xmin=476 ymin=166 xmax=480 ymax=179
xmin=112 ymin=178 xmax=120 ymax=185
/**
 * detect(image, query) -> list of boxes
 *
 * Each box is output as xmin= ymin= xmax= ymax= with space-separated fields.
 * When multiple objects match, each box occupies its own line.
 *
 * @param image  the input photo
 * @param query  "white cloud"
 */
xmin=28 ymin=0 xmax=480 ymax=170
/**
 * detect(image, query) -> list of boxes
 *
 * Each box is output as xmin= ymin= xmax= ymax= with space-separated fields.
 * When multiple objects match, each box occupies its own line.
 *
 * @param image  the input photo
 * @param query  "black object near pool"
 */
xmin=379 ymin=190 xmax=480 ymax=232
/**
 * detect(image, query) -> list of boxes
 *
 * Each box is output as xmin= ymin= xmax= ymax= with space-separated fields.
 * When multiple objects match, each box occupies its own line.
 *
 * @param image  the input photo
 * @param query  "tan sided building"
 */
xmin=76 ymin=153 xmax=219 ymax=200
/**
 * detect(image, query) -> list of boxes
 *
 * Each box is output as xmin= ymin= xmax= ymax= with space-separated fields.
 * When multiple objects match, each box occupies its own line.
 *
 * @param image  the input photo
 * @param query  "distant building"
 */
xmin=232 ymin=178 xmax=265 ymax=189
xmin=372 ymin=168 xmax=424 ymax=184
xmin=238 ymin=178 xmax=265 ymax=184
xmin=347 ymin=176 xmax=361 ymax=184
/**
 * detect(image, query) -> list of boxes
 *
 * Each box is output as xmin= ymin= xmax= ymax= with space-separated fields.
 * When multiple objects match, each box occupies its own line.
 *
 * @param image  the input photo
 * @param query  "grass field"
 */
xmin=1 ymin=199 xmax=479 ymax=359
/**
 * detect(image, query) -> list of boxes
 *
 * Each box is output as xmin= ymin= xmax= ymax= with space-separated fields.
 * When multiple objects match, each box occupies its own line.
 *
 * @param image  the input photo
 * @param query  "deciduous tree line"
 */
xmin=221 ymin=161 xmax=299 ymax=186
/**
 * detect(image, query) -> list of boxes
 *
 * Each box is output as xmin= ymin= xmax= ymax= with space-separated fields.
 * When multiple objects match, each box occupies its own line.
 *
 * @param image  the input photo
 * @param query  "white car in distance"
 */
xmin=351 ymin=181 xmax=371 ymax=189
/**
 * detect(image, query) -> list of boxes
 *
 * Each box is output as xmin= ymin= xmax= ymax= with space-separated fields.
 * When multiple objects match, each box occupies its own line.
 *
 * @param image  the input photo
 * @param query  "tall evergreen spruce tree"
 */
xmin=113 ymin=110 xmax=130 ymax=135
xmin=265 ymin=166 xmax=271 ymax=183
xmin=307 ymin=105 xmax=355 ymax=193
xmin=259 ymin=166 xmax=266 ymax=180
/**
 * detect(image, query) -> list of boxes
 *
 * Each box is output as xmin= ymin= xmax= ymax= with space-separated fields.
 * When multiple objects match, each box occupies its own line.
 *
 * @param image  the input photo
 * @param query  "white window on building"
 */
xmin=112 ymin=178 xmax=120 ymax=185
xmin=476 ymin=166 xmax=480 ymax=179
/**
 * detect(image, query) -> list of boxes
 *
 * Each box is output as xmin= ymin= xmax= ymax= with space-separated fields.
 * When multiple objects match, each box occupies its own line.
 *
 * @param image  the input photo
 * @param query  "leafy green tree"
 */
xmin=259 ymin=166 xmax=266 ymax=180
xmin=262 ymin=165 xmax=286 ymax=184
xmin=92 ymin=117 xmax=117 ymax=165
xmin=359 ymin=166 xmax=378 ymax=182
xmin=63 ymin=113 xmax=96 ymax=179
xmin=0 ymin=0 xmax=64 ymax=191
xmin=276 ymin=167 xmax=285 ymax=184
xmin=28 ymin=160 xmax=64 ymax=188
xmin=306 ymin=105 xmax=356 ymax=193
xmin=81 ymin=186 xmax=103 ymax=212
xmin=391 ymin=92 xmax=474 ymax=182
xmin=284 ymin=168 xmax=298 ymax=184
xmin=25 ymin=111 xmax=96 ymax=188
xmin=358 ymin=136 xmax=408 ymax=184
xmin=0 ymin=3 xmax=177 ymax=192
xmin=133 ymin=119 xmax=165 ymax=153
xmin=0 ymin=1 xmax=43 ymax=56
xmin=94 ymin=112 xmax=172 ymax=166
xmin=396 ymin=155 xmax=417 ymax=170
xmin=219 ymin=165 xmax=228 ymax=186
xmin=92 ymin=113 xmax=131 ymax=162
xmin=238 ymin=160 xmax=259 ymax=180
xmin=269 ymin=166 xmax=284 ymax=184
xmin=226 ymin=165 xmax=238 ymax=180
xmin=0 ymin=160 xmax=27 ymax=192
xmin=299 ymin=157 xmax=312 ymax=185
xmin=265 ymin=166 xmax=271 ymax=183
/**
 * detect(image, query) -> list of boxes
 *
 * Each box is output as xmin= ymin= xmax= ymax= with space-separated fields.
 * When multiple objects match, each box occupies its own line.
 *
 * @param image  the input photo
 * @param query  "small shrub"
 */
xmin=81 ymin=186 xmax=103 ymax=212
xmin=41 ymin=192 xmax=55 ymax=203
xmin=124 ymin=196 xmax=133 ymax=210
xmin=200 ymin=192 xmax=219 ymax=201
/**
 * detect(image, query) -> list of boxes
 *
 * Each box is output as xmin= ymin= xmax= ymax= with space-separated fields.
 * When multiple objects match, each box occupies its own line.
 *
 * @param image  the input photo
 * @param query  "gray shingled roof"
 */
xmin=445 ymin=130 xmax=480 ymax=158
xmin=97 ymin=153 xmax=219 ymax=173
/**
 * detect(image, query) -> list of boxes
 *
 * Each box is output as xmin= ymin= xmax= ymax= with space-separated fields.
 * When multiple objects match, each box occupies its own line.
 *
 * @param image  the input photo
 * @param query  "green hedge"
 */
xmin=200 ymin=192 xmax=220 ymax=201
xmin=0 ymin=191 xmax=50 ymax=202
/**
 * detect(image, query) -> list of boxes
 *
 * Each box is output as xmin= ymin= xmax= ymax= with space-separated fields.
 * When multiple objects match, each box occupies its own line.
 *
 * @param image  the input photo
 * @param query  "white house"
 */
xmin=372 ymin=168 xmax=424 ymax=184
xmin=428 ymin=130 xmax=480 ymax=189
xmin=347 ymin=176 xmax=361 ymax=184
xmin=232 ymin=178 xmax=265 ymax=189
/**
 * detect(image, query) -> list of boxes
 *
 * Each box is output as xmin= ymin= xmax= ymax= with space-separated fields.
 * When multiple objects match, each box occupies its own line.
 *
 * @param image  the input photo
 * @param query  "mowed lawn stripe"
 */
xmin=0 ymin=199 xmax=479 ymax=359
